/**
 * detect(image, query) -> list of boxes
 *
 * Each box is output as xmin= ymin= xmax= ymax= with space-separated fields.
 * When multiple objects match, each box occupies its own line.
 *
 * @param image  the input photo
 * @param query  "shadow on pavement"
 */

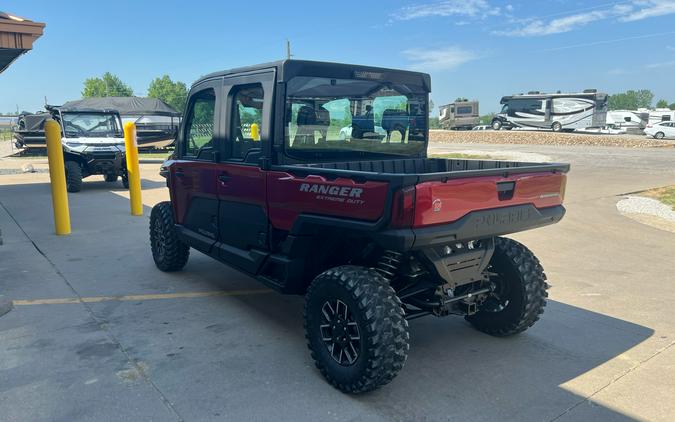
xmin=0 ymin=180 xmax=653 ymax=421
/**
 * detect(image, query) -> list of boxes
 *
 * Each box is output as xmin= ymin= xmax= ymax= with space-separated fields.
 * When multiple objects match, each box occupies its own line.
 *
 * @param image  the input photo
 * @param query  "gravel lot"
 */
xmin=430 ymin=129 xmax=675 ymax=148
xmin=617 ymin=196 xmax=675 ymax=222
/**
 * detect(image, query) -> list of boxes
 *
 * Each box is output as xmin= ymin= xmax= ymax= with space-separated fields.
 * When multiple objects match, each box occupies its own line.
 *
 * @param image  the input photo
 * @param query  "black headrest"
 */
xmin=315 ymin=108 xmax=330 ymax=127
xmin=296 ymin=106 xmax=316 ymax=126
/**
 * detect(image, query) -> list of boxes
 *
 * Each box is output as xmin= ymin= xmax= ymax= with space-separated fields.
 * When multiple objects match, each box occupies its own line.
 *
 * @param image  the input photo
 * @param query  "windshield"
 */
xmin=62 ymin=113 xmax=122 ymax=138
xmin=285 ymin=77 xmax=428 ymax=158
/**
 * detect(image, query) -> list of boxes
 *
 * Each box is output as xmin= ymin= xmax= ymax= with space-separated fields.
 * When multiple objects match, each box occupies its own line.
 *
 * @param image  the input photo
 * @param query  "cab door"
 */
xmin=215 ymin=72 xmax=274 ymax=269
xmin=170 ymin=80 xmax=222 ymax=253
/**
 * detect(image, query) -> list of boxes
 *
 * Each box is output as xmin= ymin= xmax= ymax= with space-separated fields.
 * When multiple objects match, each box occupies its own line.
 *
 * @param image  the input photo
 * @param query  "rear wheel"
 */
xmin=65 ymin=161 xmax=82 ymax=193
xmin=466 ymin=237 xmax=548 ymax=336
xmin=655 ymin=132 xmax=665 ymax=139
xmin=552 ymin=122 xmax=562 ymax=132
xmin=150 ymin=202 xmax=189 ymax=272
xmin=492 ymin=120 xmax=502 ymax=130
xmin=305 ymin=265 xmax=409 ymax=394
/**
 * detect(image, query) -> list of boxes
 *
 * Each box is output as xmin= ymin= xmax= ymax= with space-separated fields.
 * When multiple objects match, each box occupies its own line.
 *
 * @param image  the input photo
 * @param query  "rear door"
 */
xmin=170 ymin=80 xmax=222 ymax=252
xmin=216 ymin=72 xmax=274 ymax=257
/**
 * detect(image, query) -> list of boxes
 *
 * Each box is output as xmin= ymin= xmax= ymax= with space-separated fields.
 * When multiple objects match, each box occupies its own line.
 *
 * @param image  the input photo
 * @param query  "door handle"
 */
xmin=218 ymin=174 xmax=231 ymax=183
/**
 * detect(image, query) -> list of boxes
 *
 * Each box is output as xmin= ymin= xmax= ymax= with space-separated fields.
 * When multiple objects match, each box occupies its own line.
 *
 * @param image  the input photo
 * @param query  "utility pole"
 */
xmin=286 ymin=39 xmax=292 ymax=60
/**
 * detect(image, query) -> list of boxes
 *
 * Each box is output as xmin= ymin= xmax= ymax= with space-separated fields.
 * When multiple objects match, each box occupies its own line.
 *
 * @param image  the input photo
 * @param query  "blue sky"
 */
xmin=2 ymin=0 xmax=675 ymax=114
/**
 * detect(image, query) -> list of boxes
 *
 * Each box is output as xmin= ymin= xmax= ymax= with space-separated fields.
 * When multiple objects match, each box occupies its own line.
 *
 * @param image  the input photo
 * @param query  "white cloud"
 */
xmin=496 ymin=1 xmax=675 ymax=37
xmin=498 ymin=10 xmax=608 ymax=36
xmin=402 ymin=46 xmax=478 ymax=71
xmin=644 ymin=60 xmax=675 ymax=69
xmin=620 ymin=0 xmax=675 ymax=21
xmin=391 ymin=0 xmax=498 ymax=21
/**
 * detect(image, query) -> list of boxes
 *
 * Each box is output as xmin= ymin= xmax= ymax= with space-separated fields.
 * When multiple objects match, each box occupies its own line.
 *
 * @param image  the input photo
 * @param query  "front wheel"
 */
xmin=466 ymin=237 xmax=548 ymax=336
xmin=304 ymin=265 xmax=409 ymax=394
xmin=150 ymin=202 xmax=189 ymax=272
xmin=65 ymin=161 xmax=82 ymax=193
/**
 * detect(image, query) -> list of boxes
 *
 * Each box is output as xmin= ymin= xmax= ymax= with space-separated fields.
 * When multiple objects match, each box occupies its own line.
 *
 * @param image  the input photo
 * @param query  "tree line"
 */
xmin=82 ymin=72 xmax=187 ymax=113
xmin=607 ymin=89 xmax=675 ymax=111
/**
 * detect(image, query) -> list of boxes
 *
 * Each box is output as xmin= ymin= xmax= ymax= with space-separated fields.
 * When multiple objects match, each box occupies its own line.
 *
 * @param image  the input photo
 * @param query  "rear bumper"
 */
xmin=375 ymin=204 xmax=565 ymax=251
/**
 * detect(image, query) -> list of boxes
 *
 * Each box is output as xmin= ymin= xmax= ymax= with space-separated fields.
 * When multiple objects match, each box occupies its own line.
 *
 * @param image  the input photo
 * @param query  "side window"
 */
xmin=231 ymin=84 xmax=264 ymax=160
xmin=183 ymin=89 xmax=215 ymax=158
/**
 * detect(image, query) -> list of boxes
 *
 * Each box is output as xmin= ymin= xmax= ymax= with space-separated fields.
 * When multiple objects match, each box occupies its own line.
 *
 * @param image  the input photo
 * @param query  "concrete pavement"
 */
xmin=1 ymin=144 xmax=675 ymax=421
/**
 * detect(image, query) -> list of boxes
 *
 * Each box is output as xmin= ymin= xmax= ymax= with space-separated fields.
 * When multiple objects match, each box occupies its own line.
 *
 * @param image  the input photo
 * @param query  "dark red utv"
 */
xmin=150 ymin=60 xmax=569 ymax=393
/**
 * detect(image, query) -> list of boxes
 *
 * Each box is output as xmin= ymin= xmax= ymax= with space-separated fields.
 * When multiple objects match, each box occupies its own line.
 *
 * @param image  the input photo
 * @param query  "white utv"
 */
xmin=47 ymin=104 xmax=128 ymax=192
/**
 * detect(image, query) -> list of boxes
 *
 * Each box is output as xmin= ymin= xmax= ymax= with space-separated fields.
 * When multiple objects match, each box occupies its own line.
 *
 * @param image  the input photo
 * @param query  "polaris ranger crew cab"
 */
xmin=150 ymin=60 xmax=569 ymax=393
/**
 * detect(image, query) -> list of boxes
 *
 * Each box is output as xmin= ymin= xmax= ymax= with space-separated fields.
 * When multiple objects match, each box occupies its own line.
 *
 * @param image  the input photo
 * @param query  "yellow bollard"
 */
xmin=44 ymin=120 xmax=71 ymax=235
xmin=123 ymin=122 xmax=143 ymax=216
xmin=250 ymin=123 xmax=260 ymax=141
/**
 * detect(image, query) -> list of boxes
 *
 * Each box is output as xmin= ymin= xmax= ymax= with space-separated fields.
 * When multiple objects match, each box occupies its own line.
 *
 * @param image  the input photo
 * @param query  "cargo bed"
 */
xmin=283 ymin=157 xmax=569 ymax=182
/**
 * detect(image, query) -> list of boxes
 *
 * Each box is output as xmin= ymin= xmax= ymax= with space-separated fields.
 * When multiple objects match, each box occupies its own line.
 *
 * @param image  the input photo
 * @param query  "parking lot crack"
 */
xmin=549 ymin=339 xmax=675 ymax=421
xmin=0 ymin=200 xmax=185 ymax=422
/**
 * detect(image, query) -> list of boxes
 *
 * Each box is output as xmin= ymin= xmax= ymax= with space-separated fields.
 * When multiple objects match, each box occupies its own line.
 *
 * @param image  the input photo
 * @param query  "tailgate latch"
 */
xmin=496 ymin=181 xmax=516 ymax=201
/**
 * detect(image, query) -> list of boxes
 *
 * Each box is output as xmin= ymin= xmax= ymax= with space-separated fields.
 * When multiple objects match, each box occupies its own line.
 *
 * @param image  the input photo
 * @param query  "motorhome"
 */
xmin=492 ymin=90 xmax=608 ymax=131
xmin=644 ymin=108 xmax=675 ymax=126
xmin=606 ymin=110 xmax=649 ymax=134
xmin=439 ymin=100 xmax=479 ymax=130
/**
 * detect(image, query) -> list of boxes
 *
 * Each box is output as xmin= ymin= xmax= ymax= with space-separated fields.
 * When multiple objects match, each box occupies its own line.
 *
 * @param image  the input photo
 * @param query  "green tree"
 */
xmin=428 ymin=117 xmax=440 ymax=129
xmin=670 ymin=103 xmax=675 ymax=111
xmin=147 ymin=75 xmax=188 ymax=113
xmin=82 ymin=72 xmax=133 ymax=97
xmin=607 ymin=89 xmax=654 ymax=110
xmin=479 ymin=113 xmax=495 ymax=125
xmin=656 ymin=99 xmax=669 ymax=108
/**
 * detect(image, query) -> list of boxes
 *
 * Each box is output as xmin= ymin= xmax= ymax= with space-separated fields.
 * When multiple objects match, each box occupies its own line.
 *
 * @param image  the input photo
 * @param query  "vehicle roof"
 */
xmin=500 ymin=91 xmax=607 ymax=101
xmin=440 ymin=100 xmax=478 ymax=108
xmin=59 ymin=97 xmax=180 ymax=117
xmin=194 ymin=59 xmax=431 ymax=91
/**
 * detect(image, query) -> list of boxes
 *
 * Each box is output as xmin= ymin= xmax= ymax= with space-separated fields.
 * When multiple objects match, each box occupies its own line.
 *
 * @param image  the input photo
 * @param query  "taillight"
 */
xmin=390 ymin=186 xmax=416 ymax=228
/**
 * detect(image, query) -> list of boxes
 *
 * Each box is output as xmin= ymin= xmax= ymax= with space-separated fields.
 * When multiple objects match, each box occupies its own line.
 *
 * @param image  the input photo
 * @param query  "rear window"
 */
xmin=285 ymin=76 xmax=428 ymax=158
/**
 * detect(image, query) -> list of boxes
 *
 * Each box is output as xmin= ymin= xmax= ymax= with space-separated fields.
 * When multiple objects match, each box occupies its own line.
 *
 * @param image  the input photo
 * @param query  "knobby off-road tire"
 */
xmin=104 ymin=173 xmax=118 ymax=182
xmin=150 ymin=201 xmax=189 ymax=272
xmin=65 ymin=161 xmax=82 ymax=193
xmin=304 ymin=265 xmax=409 ymax=394
xmin=466 ymin=237 xmax=548 ymax=336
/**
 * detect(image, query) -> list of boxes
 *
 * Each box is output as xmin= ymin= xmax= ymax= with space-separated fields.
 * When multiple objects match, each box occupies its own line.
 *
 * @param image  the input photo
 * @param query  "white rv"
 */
xmin=644 ymin=108 xmax=675 ymax=125
xmin=492 ymin=90 xmax=608 ymax=131
xmin=606 ymin=110 xmax=649 ymax=134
